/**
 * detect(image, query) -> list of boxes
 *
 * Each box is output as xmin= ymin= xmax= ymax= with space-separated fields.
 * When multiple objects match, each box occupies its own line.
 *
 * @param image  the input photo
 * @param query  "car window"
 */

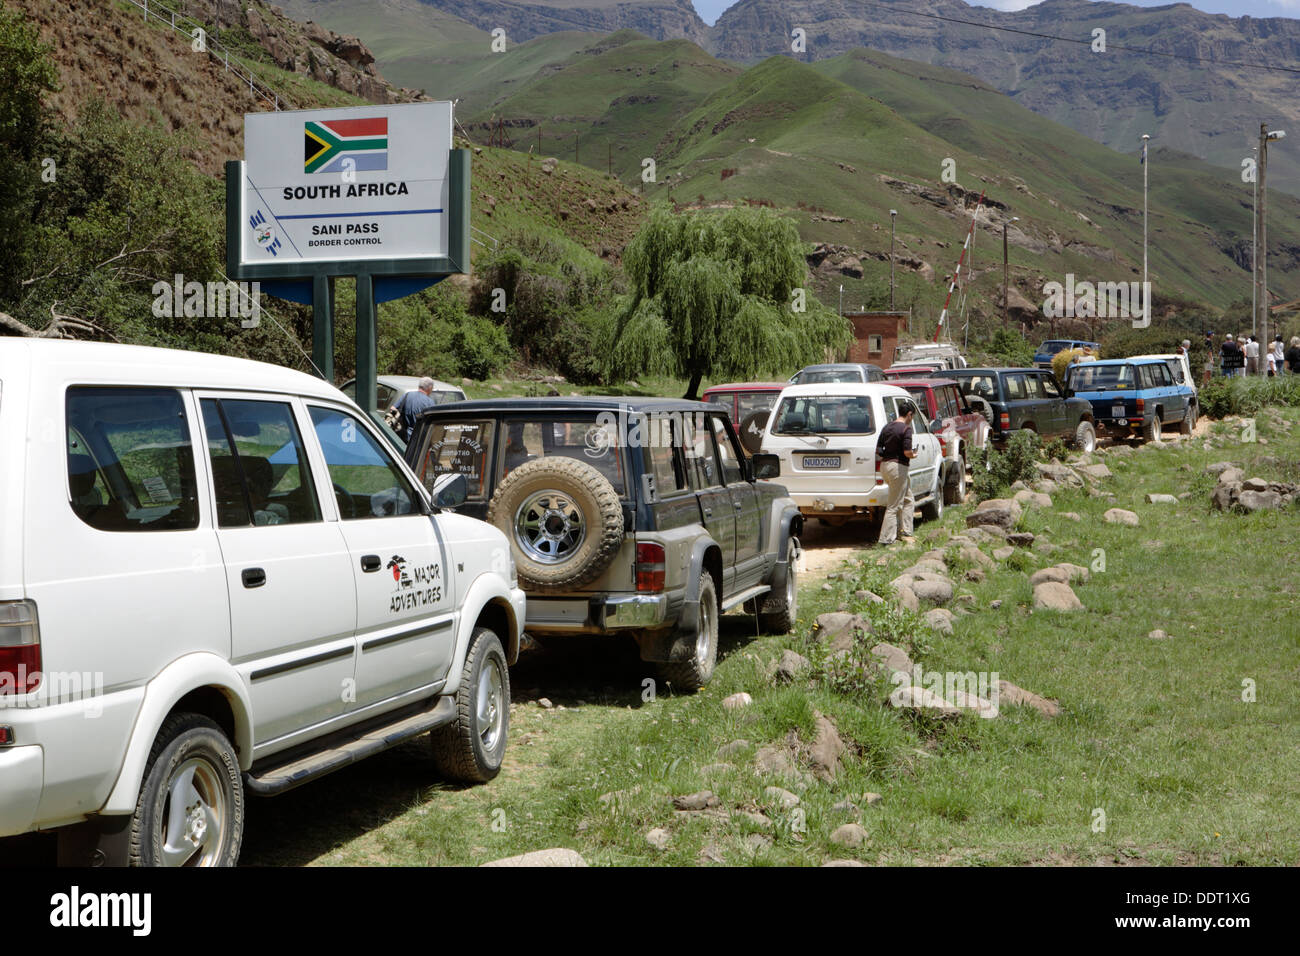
xmin=647 ymin=418 xmax=689 ymax=497
xmin=1040 ymin=375 xmax=1062 ymax=398
xmin=1005 ymin=374 xmax=1030 ymax=400
xmin=705 ymin=391 xmax=735 ymax=415
xmin=955 ymin=374 xmax=998 ymax=402
xmin=708 ymin=415 xmax=745 ymax=485
xmin=946 ymin=386 xmax=963 ymax=417
xmin=491 ymin=418 xmax=628 ymax=496
xmin=1165 ymin=359 xmax=1184 ymax=384
xmin=1153 ymin=364 xmax=1172 ymax=386
xmin=773 ymin=396 xmax=875 ymax=435
xmin=904 ymin=387 xmax=931 ymax=415
xmin=308 ymin=406 xmax=420 ymax=519
xmin=377 ymin=385 xmax=397 ymax=409
xmin=682 ymin=414 xmax=719 ymax=489
xmin=417 ymin=420 xmax=495 ymax=500
xmin=66 ymin=387 xmax=199 ymax=532
xmin=737 ymin=391 xmax=776 ymax=418
xmin=201 ymin=399 xmax=322 ymax=528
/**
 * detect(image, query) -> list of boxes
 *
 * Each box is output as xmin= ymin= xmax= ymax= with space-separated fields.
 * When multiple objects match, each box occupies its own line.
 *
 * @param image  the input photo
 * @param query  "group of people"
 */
xmin=1200 ymin=333 xmax=1300 ymax=383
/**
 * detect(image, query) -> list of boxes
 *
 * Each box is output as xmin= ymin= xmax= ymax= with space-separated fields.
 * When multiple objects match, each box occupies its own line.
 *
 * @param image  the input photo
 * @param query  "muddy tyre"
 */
xmin=430 ymin=627 xmax=509 ymax=784
xmin=487 ymin=457 xmax=623 ymax=590
xmin=1072 ymin=420 xmax=1096 ymax=453
xmin=660 ymin=575 xmax=719 ymax=692
xmin=757 ymin=537 xmax=799 ymax=634
xmin=1180 ymin=404 xmax=1196 ymax=435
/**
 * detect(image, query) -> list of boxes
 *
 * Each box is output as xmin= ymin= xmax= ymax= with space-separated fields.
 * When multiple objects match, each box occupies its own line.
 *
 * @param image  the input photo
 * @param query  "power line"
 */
xmin=850 ymin=0 xmax=1300 ymax=77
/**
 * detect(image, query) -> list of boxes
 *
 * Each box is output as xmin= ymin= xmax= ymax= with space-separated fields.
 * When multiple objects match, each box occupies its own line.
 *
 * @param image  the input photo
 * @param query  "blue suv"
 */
xmin=1034 ymin=339 xmax=1099 ymax=369
xmin=1063 ymin=358 xmax=1196 ymax=443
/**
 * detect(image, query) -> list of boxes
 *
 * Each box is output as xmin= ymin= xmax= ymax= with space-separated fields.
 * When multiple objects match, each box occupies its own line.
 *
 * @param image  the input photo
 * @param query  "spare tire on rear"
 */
xmin=487 ymin=457 xmax=624 ymax=590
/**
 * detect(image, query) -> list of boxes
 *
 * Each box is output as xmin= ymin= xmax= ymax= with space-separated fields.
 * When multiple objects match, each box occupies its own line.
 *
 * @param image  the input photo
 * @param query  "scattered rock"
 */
xmin=924 ymin=607 xmax=954 ymax=634
xmin=1236 ymin=490 xmax=1282 ymax=512
xmin=966 ymin=498 xmax=1022 ymax=530
xmin=755 ymin=745 xmax=797 ymax=776
xmin=870 ymin=642 xmax=914 ymax=676
xmin=1028 ymin=563 xmax=1089 ymax=587
xmin=896 ymin=585 xmax=920 ymax=613
xmin=743 ymin=833 xmax=773 ymax=853
xmin=734 ymin=809 xmax=774 ymax=830
xmin=990 ymin=599 xmax=1003 ymax=609
xmin=672 ymin=790 xmax=719 ymax=811
xmin=1145 ymin=493 xmax=1178 ymax=504
xmin=773 ymin=649 xmax=811 ymax=683
xmin=538 ymin=697 xmax=554 ymax=709
xmin=997 ymin=680 xmax=1060 ymax=718
xmin=911 ymin=577 xmax=955 ymax=605
xmin=822 ymin=859 xmax=868 ymax=867
xmin=1081 ymin=464 xmax=1112 ymax=479
xmin=1058 ymin=512 xmax=1082 ymax=521
xmin=1242 ymin=477 xmax=1269 ymax=491
xmin=645 ymin=827 xmax=670 ymax=850
xmin=1205 ymin=461 xmax=1236 ymax=476
xmin=1217 ymin=466 xmax=1245 ymax=485
xmin=864 ymin=792 xmax=884 ymax=806
xmin=853 ymin=589 xmax=885 ymax=603
xmin=810 ymin=712 xmax=845 ymax=780
xmin=1007 ymin=532 xmax=1036 ymax=547
xmin=993 ymin=546 xmax=1015 ymax=560
xmin=1103 ymin=508 xmax=1139 ymax=527
xmin=1032 ymin=581 xmax=1083 ymax=611
xmin=482 ymin=848 xmax=588 ymax=867
xmin=960 ymin=545 xmax=994 ymax=568
xmin=811 ymin=612 xmax=874 ymax=654
xmin=832 ymin=799 xmax=859 ymax=814
xmin=964 ymin=568 xmax=986 ymax=583
xmin=722 ymin=692 xmax=753 ymax=710
xmin=717 ymin=739 xmax=750 ymax=758
xmin=699 ymin=844 xmax=726 ymax=864
xmin=1013 ymin=490 xmax=1053 ymax=509
xmin=1147 ymin=629 xmax=1171 ymax=640
xmin=830 ymin=823 xmax=868 ymax=847
xmin=764 ymin=787 xmax=801 ymax=809
xmin=890 ymin=683 xmax=961 ymax=716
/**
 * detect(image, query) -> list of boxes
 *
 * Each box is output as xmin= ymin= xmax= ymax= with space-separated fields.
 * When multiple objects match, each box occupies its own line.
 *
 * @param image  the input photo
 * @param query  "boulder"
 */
xmin=992 ymin=546 xmax=1014 ymax=560
xmin=1034 ymin=479 xmax=1058 ymax=495
xmin=1032 ymin=581 xmax=1083 ymax=611
xmin=966 ymin=498 xmax=1022 ymax=530
xmin=960 ymin=545 xmax=994 ymax=568
xmin=763 ymin=787 xmax=801 ymax=809
xmin=1028 ymin=563 xmax=1089 ymax=587
xmin=964 ymin=568 xmax=986 ymax=583
xmin=754 ymin=745 xmax=796 ymax=776
xmin=717 ymin=739 xmax=750 ymax=758
xmin=924 ymin=607 xmax=955 ymax=634
xmin=1147 ymin=629 xmax=1171 ymax=640
xmin=870 ymin=642 xmax=914 ymax=676
xmin=722 ymin=692 xmax=753 ymax=710
xmin=1236 ymin=490 xmax=1282 ymax=512
xmin=810 ymin=713 xmax=845 ymax=780
xmin=911 ymin=577 xmax=955 ymax=605
xmin=1007 ymin=532 xmax=1036 ymax=547
xmin=773 ymin=649 xmax=811 ymax=683
xmin=1036 ymin=462 xmax=1083 ymax=486
xmin=1103 ymin=508 xmax=1139 ymax=527
xmin=1013 ymin=490 xmax=1053 ymax=509
xmin=853 ymin=589 xmax=885 ymax=604
xmin=1205 ymin=461 xmax=1236 ymax=476
xmin=482 ymin=848 xmax=588 ymax=867
xmin=1217 ymin=467 xmax=1245 ymax=485
xmin=1058 ymin=512 xmax=1082 ymax=522
xmin=645 ymin=828 xmax=671 ymax=850
xmin=1081 ymin=463 xmax=1112 ymax=479
xmin=1211 ymin=483 xmax=1238 ymax=511
xmin=830 ymin=823 xmax=868 ymax=848
xmin=890 ymin=683 xmax=961 ymax=716
xmin=997 ymin=680 xmax=1060 ymax=718
xmin=1242 ymin=477 xmax=1269 ymax=492
xmin=1145 ymin=493 xmax=1179 ymax=504
xmin=811 ymin=612 xmax=874 ymax=653
xmin=895 ymin=585 xmax=920 ymax=613
xmin=672 ymin=790 xmax=719 ymax=811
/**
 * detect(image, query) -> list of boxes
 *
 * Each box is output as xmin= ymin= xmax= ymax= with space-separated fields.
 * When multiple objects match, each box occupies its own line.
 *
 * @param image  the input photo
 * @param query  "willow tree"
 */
xmin=610 ymin=206 xmax=850 ymax=398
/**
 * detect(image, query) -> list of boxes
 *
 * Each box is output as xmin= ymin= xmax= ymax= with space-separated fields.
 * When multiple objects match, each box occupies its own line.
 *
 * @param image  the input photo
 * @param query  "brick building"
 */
xmin=843 ymin=311 xmax=909 ymax=367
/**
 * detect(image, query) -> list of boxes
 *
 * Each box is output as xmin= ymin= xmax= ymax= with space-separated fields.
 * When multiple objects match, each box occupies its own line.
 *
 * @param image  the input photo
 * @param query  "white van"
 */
xmin=0 ymin=340 xmax=524 ymax=866
xmin=758 ymin=383 xmax=946 ymax=529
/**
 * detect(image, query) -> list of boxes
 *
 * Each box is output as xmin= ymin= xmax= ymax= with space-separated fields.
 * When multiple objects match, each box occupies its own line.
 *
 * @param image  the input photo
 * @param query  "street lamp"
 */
xmin=1257 ymin=126 xmax=1286 ymax=365
xmin=1003 ymin=216 xmax=1019 ymax=329
xmin=1141 ymin=134 xmax=1150 ymax=327
xmin=889 ymin=209 xmax=898 ymax=311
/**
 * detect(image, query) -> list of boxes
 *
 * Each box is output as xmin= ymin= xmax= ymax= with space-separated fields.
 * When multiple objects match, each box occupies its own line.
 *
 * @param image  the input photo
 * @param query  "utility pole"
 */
xmin=1142 ymin=134 xmax=1150 ymax=327
xmin=1002 ymin=216 xmax=1018 ymax=329
xmin=889 ymin=209 xmax=897 ymax=311
xmin=608 ymin=142 xmax=612 ymax=176
xmin=1252 ymin=144 xmax=1258 ymax=339
xmin=1257 ymin=124 xmax=1287 ymax=369
xmin=574 ymin=129 xmax=579 ymax=165
xmin=838 ymin=283 xmax=844 ymax=317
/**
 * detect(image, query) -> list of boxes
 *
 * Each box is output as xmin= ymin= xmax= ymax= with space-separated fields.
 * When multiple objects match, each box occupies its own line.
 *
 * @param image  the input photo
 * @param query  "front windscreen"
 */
xmin=793 ymin=368 xmax=861 ymax=385
xmin=1067 ymin=364 xmax=1134 ymax=390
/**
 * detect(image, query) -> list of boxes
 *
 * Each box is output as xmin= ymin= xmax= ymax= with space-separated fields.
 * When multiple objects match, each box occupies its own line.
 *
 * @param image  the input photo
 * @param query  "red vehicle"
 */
xmin=702 ymin=382 xmax=786 ymax=428
xmin=884 ymin=364 xmax=943 ymax=379
xmin=889 ymin=378 xmax=991 ymax=486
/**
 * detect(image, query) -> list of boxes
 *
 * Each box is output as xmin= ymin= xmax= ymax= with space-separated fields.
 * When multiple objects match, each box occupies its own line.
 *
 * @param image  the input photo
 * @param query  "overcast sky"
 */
xmin=691 ymin=1 xmax=1300 ymax=26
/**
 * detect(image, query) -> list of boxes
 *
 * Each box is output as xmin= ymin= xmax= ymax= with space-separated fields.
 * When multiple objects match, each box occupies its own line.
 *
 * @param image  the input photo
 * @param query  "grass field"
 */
xmin=232 ymin=407 xmax=1300 ymax=867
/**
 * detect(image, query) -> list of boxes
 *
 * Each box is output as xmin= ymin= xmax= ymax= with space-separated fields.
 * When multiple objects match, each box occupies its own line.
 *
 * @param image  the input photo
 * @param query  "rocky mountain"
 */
xmin=709 ymin=0 xmax=1300 ymax=196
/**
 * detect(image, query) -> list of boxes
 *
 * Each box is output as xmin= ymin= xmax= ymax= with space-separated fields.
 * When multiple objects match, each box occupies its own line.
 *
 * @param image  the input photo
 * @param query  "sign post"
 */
xmin=226 ymin=101 xmax=470 ymax=410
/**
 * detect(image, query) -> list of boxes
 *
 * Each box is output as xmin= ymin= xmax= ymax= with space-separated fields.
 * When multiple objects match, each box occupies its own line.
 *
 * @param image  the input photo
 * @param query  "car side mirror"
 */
xmin=430 ymin=472 xmax=467 ymax=509
xmin=752 ymin=453 xmax=780 ymax=480
xmin=930 ymin=418 xmax=944 ymax=434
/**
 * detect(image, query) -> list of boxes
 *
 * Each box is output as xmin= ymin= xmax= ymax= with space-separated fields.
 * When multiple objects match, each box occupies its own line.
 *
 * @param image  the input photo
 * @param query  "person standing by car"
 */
xmin=391 ymin=377 xmax=438 ymax=442
xmin=878 ymin=405 xmax=917 ymax=546
xmin=1244 ymin=336 xmax=1260 ymax=376
xmin=1272 ymin=336 xmax=1286 ymax=375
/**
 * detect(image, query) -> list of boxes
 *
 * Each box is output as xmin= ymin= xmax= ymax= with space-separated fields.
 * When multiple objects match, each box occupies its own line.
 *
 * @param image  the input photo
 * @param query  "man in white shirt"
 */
xmin=1244 ymin=336 xmax=1260 ymax=376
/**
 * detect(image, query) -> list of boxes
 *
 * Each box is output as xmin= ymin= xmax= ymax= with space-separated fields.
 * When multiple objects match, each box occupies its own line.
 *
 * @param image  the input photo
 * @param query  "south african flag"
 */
xmin=304 ymin=117 xmax=388 ymax=174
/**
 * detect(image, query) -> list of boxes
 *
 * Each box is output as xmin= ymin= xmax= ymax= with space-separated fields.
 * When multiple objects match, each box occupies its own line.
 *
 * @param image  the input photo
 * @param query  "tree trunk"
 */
xmin=683 ymin=371 xmax=703 ymax=401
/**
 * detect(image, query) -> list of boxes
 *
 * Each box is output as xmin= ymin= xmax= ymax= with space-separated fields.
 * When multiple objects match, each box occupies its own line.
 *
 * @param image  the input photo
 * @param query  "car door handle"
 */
xmin=733 ymin=500 xmax=743 ymax=510
xmin=703 ymin=507 xmax=713 ymax=518
xmin=360 ymin=554 xmax=381 ymax=573
xmin=241 ymin=567 xmax=266 ymax=589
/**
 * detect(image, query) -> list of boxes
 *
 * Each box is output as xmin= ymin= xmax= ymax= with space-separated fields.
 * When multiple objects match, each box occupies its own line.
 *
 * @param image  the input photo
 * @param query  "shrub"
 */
xmin=1199 ymin=375 xmax=1300 ymax=418
xmin=450 ymin=316 xmax=513 ymax=380
xmin=970 ymin=429 xmax=1040 ymax=501
xmin=1051 ymin=347 xmax=1099 ymax=382
xmin=984 ymin=328 xmax=1035 ymax=368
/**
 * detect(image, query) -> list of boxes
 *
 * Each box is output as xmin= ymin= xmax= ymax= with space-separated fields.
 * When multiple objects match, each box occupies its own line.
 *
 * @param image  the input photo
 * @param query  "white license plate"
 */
xmin=1111 ymin=405 xmax=1126 ymax=418
xmin=801 ymin=456 xmax=841 ymax=469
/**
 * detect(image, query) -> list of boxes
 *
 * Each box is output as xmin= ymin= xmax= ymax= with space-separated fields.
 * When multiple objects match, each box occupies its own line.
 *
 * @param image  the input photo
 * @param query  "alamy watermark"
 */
xmin=1042 ymin=273 xmax=1150 ymax=328
xmin=890 ymin=664 xmax=1000 ymax=718
xmin=0 ymin=666 xmax=104 ymax=718
xmin=151 ymin=274 xmax=261 ymax=328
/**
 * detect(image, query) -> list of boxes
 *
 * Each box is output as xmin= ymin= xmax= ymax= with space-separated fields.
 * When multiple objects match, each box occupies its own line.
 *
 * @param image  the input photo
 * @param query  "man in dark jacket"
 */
xmin=1221 ymin=335 xmax=1245 ymax=378
xmin=877 ymin=405 xmax=917 ymax=546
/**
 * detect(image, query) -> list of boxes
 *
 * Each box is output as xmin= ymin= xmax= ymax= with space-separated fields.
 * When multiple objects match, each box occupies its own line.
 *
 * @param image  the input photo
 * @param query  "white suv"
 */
xmin=758 ymin=383 xmax=945 ymax=529
xmin=0 ymin=340 xmax=525 ymax=866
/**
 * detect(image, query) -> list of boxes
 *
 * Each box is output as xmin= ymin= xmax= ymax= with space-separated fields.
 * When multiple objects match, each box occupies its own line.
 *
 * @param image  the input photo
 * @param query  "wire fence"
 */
xmin=122 ymin=0 xmax=289 ymax=111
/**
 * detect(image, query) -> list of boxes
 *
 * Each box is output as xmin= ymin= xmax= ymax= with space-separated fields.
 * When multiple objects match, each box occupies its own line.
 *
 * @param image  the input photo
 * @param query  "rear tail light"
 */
xmin=1136 ymin=398 xmax=1145 ymax=414
xmin=635 ymin=543 xmax=665 ymax=593
xmin=0 ymin=601 xmax=41 ymax=695
xmin=999 ymin=413 xmax=1011 ymax=431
